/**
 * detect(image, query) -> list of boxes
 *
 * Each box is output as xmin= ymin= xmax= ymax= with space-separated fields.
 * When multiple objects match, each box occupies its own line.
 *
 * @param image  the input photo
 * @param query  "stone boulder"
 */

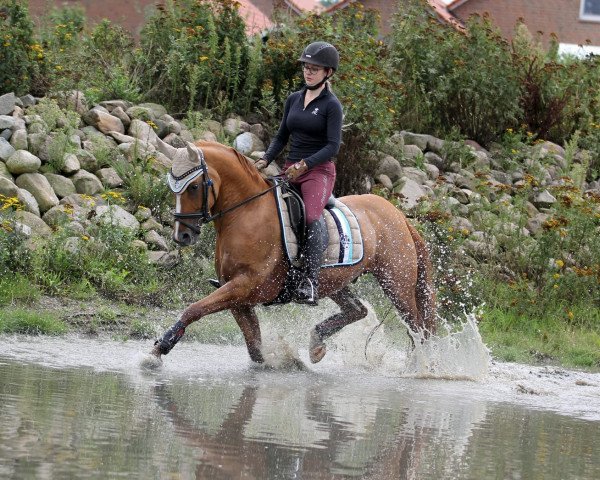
xmin=0 ymin=92 xmax=17 ymax=115
xmin=6 ymin=150 xmax=41 ymax=174
xmin=15 ymin=210 xmax=52 ymax=237
xmin=70 ymin=169 xmax=104 ymax=195
xmin=0 ymin=137 xmax=16 ymax=161
xmin=82 ymin=109 xmax=125 ymax=135
xmin=42 ymin=203 xmax=90 ymax=227
xmin=15 ymin=172 xmax=59 ymax=213
xmin=17 ymin=188 xmax=40 ymax=216
xmin=44 ymin=173 xmax=76 ymax=198
xmin=94 ymin=204 xmax=140 ymax=231
xmin=376 ymin=155 xmax=402 ymax=183
xmin=233 ymin=132 xmax=265 ymax=155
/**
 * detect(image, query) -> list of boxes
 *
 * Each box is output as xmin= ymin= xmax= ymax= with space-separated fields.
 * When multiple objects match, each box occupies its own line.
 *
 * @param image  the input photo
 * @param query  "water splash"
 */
xmin=403 ymin=313 xmax=490 ymax=380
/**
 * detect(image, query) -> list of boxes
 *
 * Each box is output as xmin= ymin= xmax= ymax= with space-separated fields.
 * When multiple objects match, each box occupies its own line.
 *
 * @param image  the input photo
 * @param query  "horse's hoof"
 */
xmin=140 ymin=347 xmax=163 ymax=370
xmin=309 ymin=330 xmax=326 ymax=364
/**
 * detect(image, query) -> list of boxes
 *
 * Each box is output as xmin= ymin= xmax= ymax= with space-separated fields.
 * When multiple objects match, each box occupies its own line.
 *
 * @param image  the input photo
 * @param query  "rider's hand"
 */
xmin=255 ymin=158 xmax=268 ymax=171
xmin=285 ymin=160 xmax=308 ymax=180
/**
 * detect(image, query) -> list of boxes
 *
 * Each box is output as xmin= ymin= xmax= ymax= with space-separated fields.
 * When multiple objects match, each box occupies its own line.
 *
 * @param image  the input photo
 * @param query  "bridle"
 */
xmin=168 ymin=153 xmax=285 ymax=234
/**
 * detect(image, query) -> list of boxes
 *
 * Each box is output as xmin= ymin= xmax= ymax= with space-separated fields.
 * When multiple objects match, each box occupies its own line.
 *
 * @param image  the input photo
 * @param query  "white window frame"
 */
xmin=580 ymin=0 xmax=600 ymax=21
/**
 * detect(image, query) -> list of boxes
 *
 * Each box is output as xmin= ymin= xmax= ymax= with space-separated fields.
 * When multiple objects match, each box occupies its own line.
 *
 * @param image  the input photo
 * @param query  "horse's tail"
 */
xmin=408 ymin=222 xmax=436 ymax=334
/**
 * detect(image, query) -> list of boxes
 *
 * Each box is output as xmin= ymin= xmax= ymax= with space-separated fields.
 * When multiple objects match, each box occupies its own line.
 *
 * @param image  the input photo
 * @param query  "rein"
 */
xmin=172 ymin=169 xmax=287 ymax=234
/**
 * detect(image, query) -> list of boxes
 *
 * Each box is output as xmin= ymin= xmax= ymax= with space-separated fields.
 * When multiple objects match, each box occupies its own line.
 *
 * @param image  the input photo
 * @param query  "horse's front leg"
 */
xmin=151 ymin=279 xmax=254 ymax=360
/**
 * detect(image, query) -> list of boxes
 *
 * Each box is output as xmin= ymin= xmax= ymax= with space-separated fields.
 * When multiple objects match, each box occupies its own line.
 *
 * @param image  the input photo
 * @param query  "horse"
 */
xmin=149 ymin=140 xmax=435 ymax=365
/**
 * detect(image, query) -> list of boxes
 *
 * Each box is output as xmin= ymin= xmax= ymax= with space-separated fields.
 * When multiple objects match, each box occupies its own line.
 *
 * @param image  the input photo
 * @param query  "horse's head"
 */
xmin=165 ymin=141 xmax=219 ymax=246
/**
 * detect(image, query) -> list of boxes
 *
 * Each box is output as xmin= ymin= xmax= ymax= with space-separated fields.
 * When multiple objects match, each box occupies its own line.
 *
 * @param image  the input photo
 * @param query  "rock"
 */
xmin=61 ymin=153 xmax=81 ymax=174
xmin=0 ymin=92 xmax=17 ymax=115
xmin=400 ymin=131 xmax=428 ymax=151
xmin=19 ymin=94 xmax=36 ymax=108
xmin=0 ymin=115 xmax=16 ymax=130
xmin=393 ymin=178 xmax=427 ymax=209
xmin=424 ymin=151 xmax=445 ymax=171
xmin=16 ymin=188 xmax=40 ymax=216
xmin=165 ymin=120 xmax=182 ymax=135
xmin=74 ymin=149 xmax=98 ymax=172
xmin=94 ymin=204 xmax=139 ymax=231
xmin=462 ymin=239 xmax=492 ymax=260
xmin=0 ymin=129 xmax=11 ymax=141
xmin=0 ymin=137 xmax=16 ymax=161
xmin=9 ymin=129 xmax=27 ymax=151
xmin=107 ymin=131 xmax=136 ymax=144
xmin=163 ymin=133 xmax=186 ymax=148
xmin=82 ymin=109 xmax=125 ymax=135
xmin=424 ymin=163 xmax=440 ymax=180
xmin=249 ymin=123 xmax=267 ymax=142
xmin=233 ymin=132 xmax=265 ymax=155
xmin=126 ymin=106 xmax=155 ymax=122
xmin=138 ymin=102 xmax=167 ymax=118
xmin=99 ymin=100 xmax=133 ymax=112
xmin=15 ymin=173 xmax=59 ymax=213
xmin=527 ymin=212 xmax=550 ymax=236
xmin=60 ymin=193 xmax=104 ymax=209
xmin=376 ymin=174 xmax=393 ymax=190
xmin=70 ymin=169 xmax=104 ymax=195
xmin=108 ymin=106 xmax=131 ymax=128
xmin=203 ymin=119 xmax=224 ymax=137
xmin=0 ymin=177 xmax=18 ymax=197
xmin=128 ymin=119 xmax=159 ymax=146
xmin=42 ymin=203 xmax=90 ymax=227
xmin=14 ymin=210 xmax=52 ymax=237
xmin=96 ymin=167 xmax=123 ymax=188
xmin=402 ymin=144 xmax=423 ymax=163
xmin=57 ymin=91 xmax=88 ymax=115
xmin=376 ymin=155 xmax=402 ymax=182
xmin=141 ymin=217 xmax=163 ymax=232
xmin=531 ymin=190 xmax=557 ymax=209
xmin=6 ymin=150 xmax=41 ymax=174
xmin=196 ymin=130 xmax=218 ymax=142
xmin=149 ymin=249 xmax=179 ymax=267
xmin=135 ymin=206 xmax=152 ymax=222
xmin=131 ymin=239 xmax=148 ymax=251
xmin=144 ymin=229 xmax=169 ymax=250
xmin=402 ymin=166 xmax=428 ymax=185
xmin=223 ymin=118 xmax=250 ymax=136
xmin=43 ymin=173 xmax=76 ymax=198
xmin=538 ymin=141 xmax=565 ymax=158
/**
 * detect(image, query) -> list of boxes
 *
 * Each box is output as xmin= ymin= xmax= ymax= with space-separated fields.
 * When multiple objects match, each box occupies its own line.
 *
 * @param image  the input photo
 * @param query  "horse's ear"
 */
xmin=156 ymin=137 xmax=177 ymax=159
xmin=186 ymin=142 xmax=203 ymax=164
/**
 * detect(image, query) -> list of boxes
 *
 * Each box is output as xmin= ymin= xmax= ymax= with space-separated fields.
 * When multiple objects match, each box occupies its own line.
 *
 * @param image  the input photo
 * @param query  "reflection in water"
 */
xmin=1 ymin=353 xmax=599 ymax=479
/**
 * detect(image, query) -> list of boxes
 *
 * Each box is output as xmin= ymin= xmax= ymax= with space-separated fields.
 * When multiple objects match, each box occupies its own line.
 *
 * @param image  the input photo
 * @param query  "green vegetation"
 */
xmin=0 ymin=0 xmax=598 ymax=368
xmin=0 ymin=309 xmax=67 ymax=335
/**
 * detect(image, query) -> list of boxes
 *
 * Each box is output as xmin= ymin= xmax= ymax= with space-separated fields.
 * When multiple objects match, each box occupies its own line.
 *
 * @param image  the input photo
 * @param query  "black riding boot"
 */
xmin=294 ymin=220 xmax=324 ymax=306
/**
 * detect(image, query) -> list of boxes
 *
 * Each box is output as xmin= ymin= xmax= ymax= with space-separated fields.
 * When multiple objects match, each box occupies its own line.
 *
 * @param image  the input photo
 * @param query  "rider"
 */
xmin=255 ymin=41 xmax=343 ymax=305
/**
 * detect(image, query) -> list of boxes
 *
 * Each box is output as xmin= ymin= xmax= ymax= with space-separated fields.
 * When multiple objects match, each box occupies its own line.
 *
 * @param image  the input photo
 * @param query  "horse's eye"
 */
xmin=190 ymin=183 xmax=200 ymax=191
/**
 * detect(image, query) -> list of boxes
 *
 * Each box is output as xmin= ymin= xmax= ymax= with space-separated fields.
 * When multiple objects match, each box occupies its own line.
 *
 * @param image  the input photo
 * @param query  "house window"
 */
xmin=581 ymin=0 xmax=600 ymax=21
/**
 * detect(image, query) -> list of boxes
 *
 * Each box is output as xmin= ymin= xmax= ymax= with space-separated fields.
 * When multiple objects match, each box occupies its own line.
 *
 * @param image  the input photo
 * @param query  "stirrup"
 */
xmin=293 ymin=278 xmax=318 ymax=306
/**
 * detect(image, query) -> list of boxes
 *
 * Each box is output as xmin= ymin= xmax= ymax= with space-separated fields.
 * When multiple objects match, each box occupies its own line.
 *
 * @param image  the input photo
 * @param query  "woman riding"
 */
xmin=255 ymin=41 xmax=343 ymax=306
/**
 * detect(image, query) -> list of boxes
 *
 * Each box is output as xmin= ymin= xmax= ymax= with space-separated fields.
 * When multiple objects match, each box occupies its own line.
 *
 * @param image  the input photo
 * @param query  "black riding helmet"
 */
xmin=298 ymin=41 xmax=339 ymax=71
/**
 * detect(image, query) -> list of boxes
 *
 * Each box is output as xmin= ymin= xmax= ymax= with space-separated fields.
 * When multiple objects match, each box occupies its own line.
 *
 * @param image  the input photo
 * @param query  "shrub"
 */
xmin=137 ymin=0 xmax=250 ymax=114
xmin=389 ymin=1 xmax=521 ymax=144
xmin=0 ymin=0 xmax=43 ymax=95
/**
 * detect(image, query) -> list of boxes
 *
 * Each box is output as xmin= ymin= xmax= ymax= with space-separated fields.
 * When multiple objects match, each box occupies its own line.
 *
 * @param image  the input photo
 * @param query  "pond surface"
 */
xmin=0 ymin=329 xmax=599 ymax=479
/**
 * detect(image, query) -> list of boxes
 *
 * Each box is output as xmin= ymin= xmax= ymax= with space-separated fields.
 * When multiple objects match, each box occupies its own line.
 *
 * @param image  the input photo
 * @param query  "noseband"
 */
xmin=168 ymin=153 xmax=284 ymax=234
xmin=168 ymin=157 xmax=216 ymax=234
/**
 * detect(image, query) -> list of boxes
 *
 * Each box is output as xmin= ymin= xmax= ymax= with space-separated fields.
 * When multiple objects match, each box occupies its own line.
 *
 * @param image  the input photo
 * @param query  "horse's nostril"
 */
xmin=174 ymin=231 xmax=192 ymax=245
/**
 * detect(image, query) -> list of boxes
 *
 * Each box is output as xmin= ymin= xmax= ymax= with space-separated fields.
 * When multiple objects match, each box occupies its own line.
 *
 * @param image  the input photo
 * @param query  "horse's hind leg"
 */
xmin=373 ymin=267 xmax=426 ymax=340
xmin=231 ymin=306 xmax=264 ymax=363
xmin=309 ymin=287 xmax=368 ymax=363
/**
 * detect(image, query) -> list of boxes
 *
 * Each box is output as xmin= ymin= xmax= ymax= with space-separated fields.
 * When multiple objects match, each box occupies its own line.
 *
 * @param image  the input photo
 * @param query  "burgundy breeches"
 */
xmin=285 ymin=160 xmax=336 ymax=223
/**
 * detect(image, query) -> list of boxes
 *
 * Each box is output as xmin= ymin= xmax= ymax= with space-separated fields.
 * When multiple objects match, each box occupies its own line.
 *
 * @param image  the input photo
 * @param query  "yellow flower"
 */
xmin=55 ymin=65 xmax=62 ymax=71
xmin=553 ymin=273 xmax=560 ymax=279
xmin=81 ymin=235 xmax=90 ymax=241
xmin=555 ymin=259 xmax=564 ymax=268
xmin=567 ymin=311 xmax=574 ymax=320
xmin=553 ymin=284 xmax=559 ymax=289
xmin=199 ymin=56 xmax=209 ymax=62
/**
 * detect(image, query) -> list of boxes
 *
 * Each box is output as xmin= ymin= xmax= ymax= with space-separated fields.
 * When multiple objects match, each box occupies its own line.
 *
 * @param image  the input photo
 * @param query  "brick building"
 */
xmin=448 ymin=0 xmax=600 ymax=48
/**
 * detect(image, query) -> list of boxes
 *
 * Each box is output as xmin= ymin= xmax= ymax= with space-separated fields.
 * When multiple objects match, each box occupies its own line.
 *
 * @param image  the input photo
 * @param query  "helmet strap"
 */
xmin=306 ymin=75 xmax=330 ymax=91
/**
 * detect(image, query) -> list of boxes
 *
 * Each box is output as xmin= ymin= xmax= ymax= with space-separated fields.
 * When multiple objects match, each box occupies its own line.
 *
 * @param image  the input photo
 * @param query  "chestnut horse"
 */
xmin=150 ymin=141 xmax=435 ymax=364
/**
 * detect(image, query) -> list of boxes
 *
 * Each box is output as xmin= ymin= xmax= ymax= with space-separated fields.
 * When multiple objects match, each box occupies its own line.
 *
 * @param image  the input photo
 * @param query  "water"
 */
xmin=1 ymin=317 xmax=599 ymax=479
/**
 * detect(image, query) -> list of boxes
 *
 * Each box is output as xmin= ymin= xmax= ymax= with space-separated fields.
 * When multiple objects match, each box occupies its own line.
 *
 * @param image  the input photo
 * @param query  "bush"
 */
xmin=389 ymin=1 xmax=521 ymax=144
xmin=0 ymin=0 xmax=43 ymax=95
xmin=137 ymin=0 xmax=251 ymax=114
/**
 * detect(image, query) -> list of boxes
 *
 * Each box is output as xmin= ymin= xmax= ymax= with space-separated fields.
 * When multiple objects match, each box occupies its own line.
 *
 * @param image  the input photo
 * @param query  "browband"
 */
xmin=167 ymin=165 xmax=205 ymax=194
